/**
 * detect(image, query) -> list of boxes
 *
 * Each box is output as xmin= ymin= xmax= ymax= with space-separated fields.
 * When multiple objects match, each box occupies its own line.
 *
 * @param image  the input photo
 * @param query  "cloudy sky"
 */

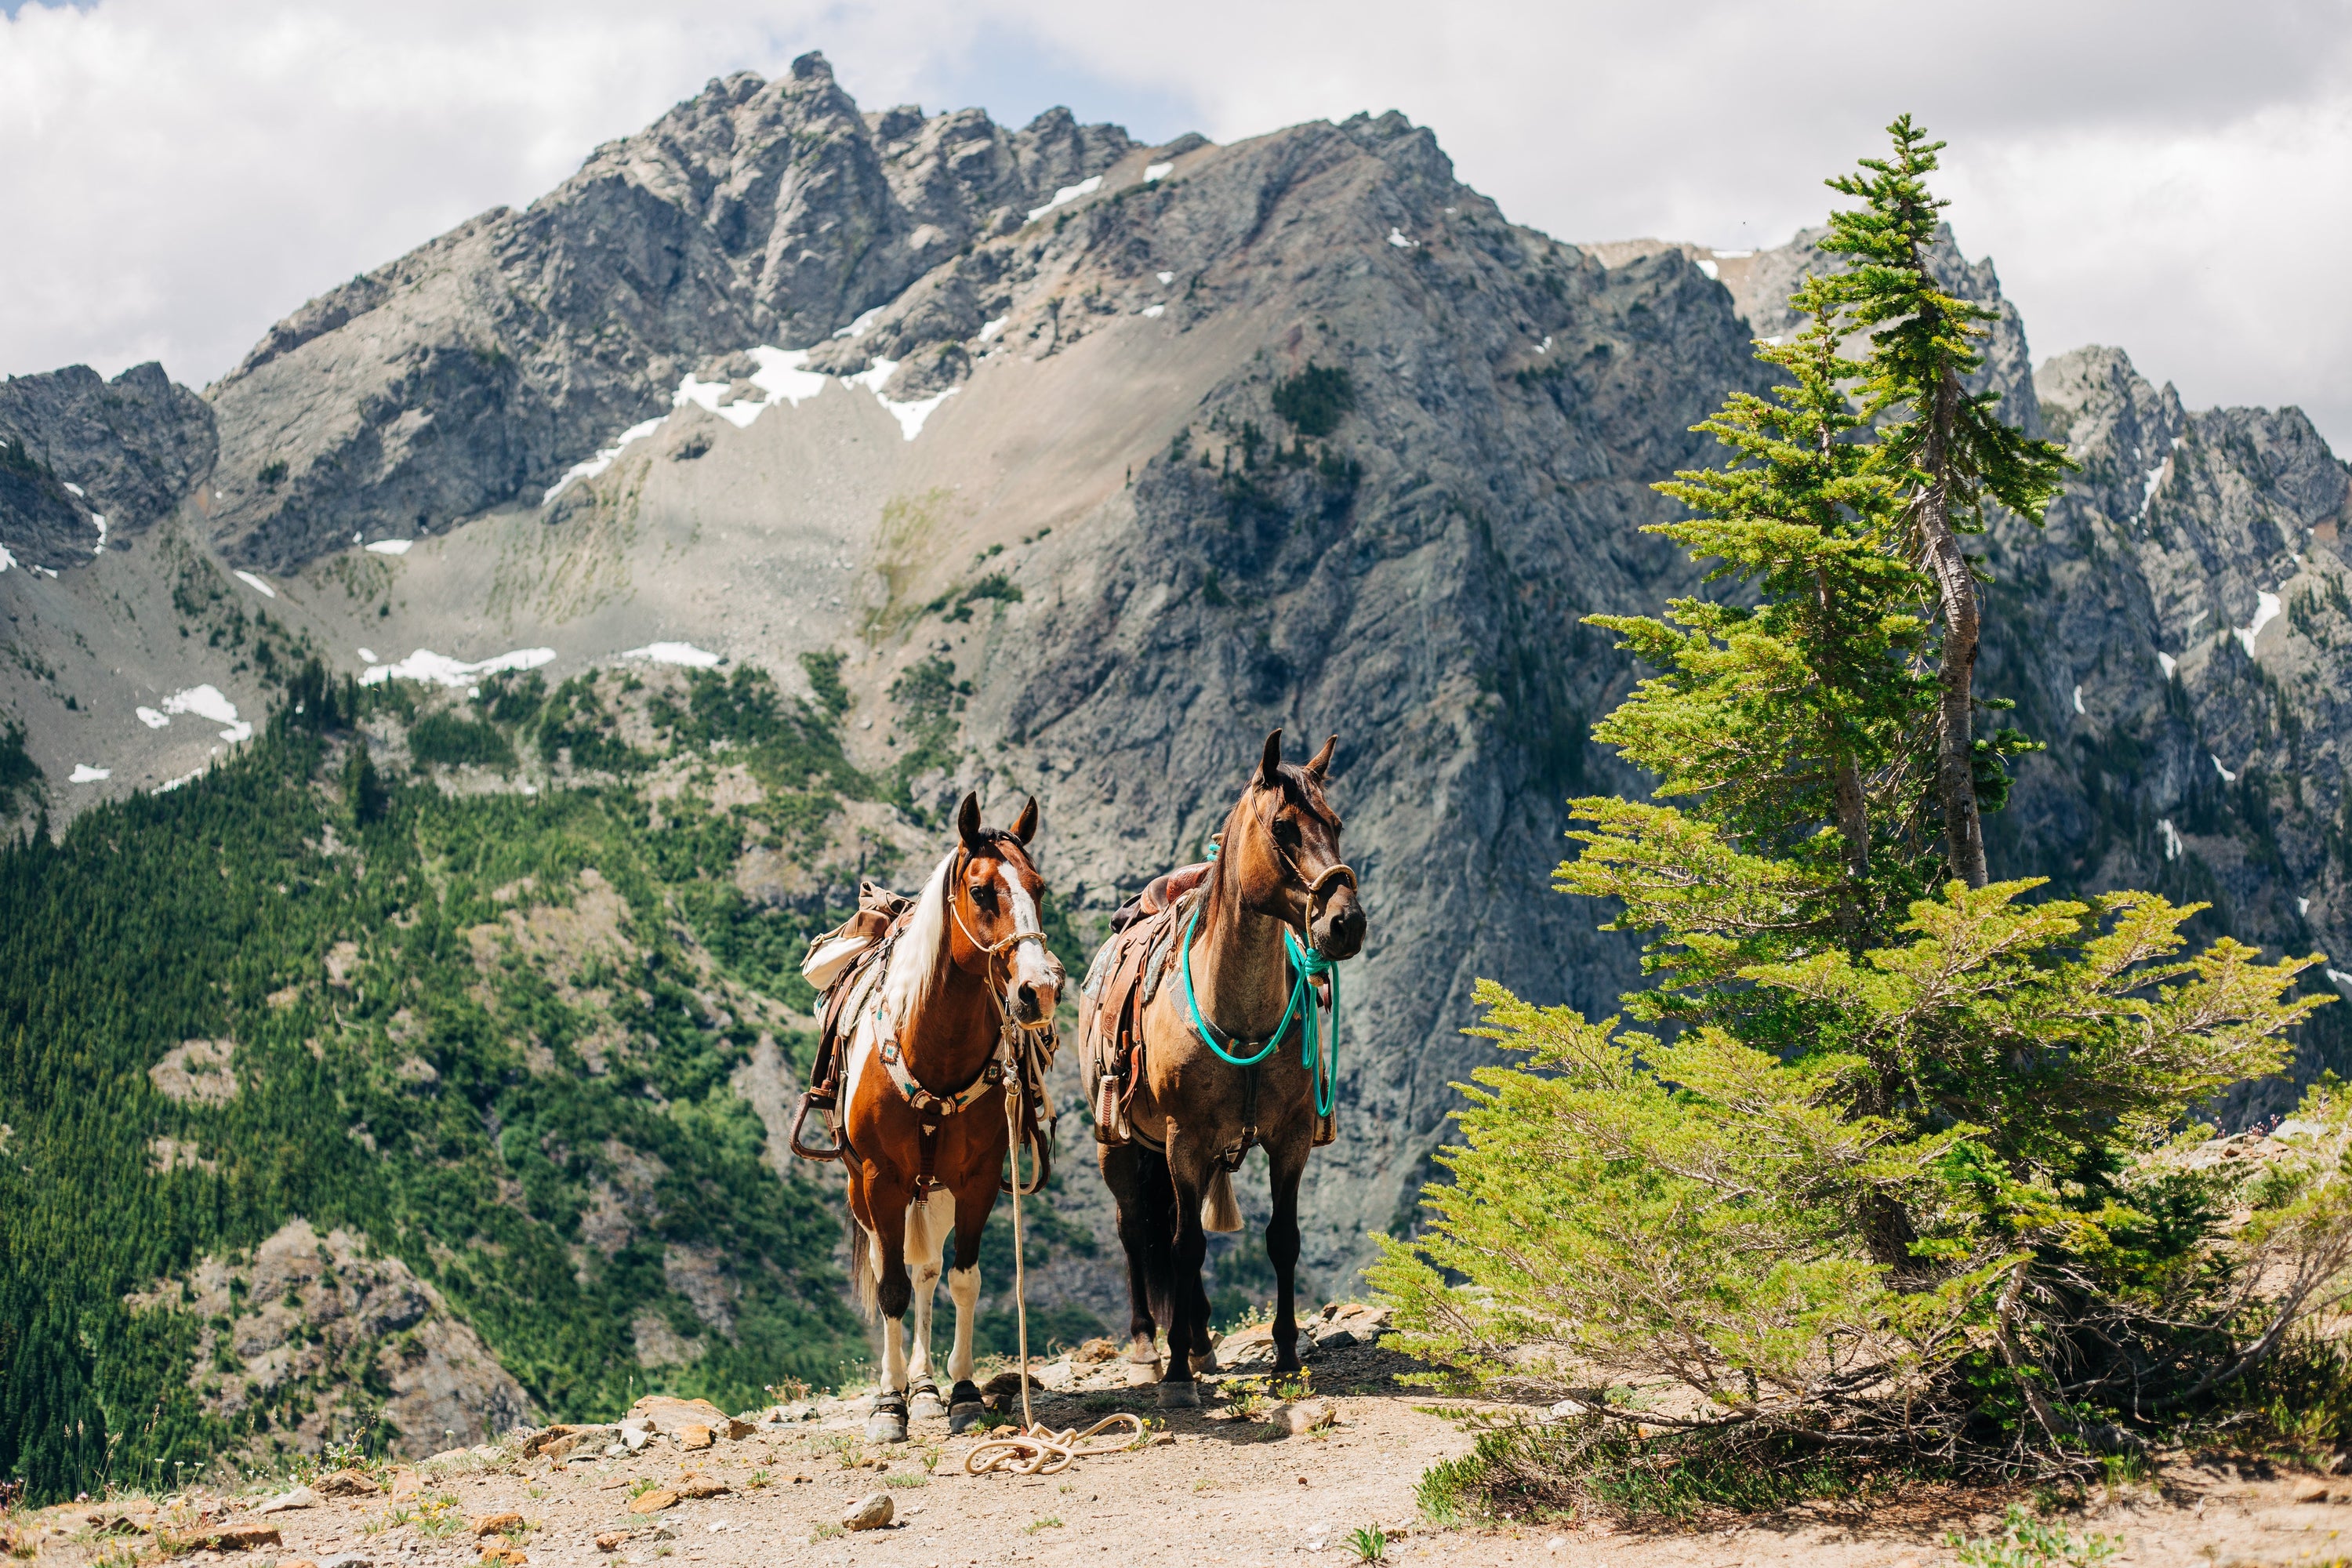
xmin=4 ymin=0 xmax=2349 ymax=448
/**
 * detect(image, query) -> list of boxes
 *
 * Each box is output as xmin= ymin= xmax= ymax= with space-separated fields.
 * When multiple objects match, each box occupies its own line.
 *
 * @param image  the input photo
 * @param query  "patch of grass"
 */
xmin=1414 ymin=1415 xmax=1902 ymax=1526
xmin=882 ymin=1473 xmax=927 ymax=1489
xmin=412 ymin=1493 xmax=464 ymax=1538
xmin=1944 ymin=1504 xmax=2120 ymax=1566
xmin=1345 ymin=1525 xmax=1387 ymax=1563
xmin=1023 ymin=1516 xmax=1063 ymax=1534
xmin=809 ymin=1523 xmax=842 ymax=1541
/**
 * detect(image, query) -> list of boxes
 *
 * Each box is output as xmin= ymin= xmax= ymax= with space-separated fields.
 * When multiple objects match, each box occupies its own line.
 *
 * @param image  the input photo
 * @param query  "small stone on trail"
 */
xmin=626 ymin=1490 xmax=678 ymax=1515
xmin=843 ymin=1492 xmax=894 ymax=1531
xmin=593 ymin=1534 xmax=627 ymax=1553
xmin=316 ymin=1468 xmax=381 ymax=1497
xmin=674 ymin=1475 xmax=728 ymax=1500
xmin=471 ymin=1512 xmax=524 ymax=1537
xmin=679 ymin=1424 xmax=713 ymax=1450
xmin=259 ymin=1485 xmax=319 ymax=1513
xmin=1073 ymin=1337 xmax=1116 ymax=1363
xmin=2297 ymin=1481 xmax=2333 ymax=1502
xmin=1279 ymin=1399 xmax=1336 ymax=1436
xmin=318 ymin=1554 xmax=373 ymax=1568
xmin=186 ymin=1525 xmax=282 ymax=1551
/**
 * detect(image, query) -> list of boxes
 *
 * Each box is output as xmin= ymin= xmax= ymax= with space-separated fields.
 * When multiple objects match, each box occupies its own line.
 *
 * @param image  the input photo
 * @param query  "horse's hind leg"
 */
xmin=1098 ymin=1142 xmax=1165 ymax=1381
xmin=904 ymin=1188 xmax=952 ymax=1421
xmin=1156 ymin=1134 xmax=1213 ymax=1410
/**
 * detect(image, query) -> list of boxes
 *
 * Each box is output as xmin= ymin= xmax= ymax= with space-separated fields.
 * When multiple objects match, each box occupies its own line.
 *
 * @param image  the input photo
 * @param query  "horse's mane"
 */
xmin=880 ymin=849 xmax=956 ymax=1025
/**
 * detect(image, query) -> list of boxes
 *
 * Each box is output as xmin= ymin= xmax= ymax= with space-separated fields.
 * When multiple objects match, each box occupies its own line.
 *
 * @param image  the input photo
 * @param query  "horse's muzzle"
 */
xmin=1011 ymin=982 xmax=1059 ymax=1024
xmin=1311 ymin=880 xmax=1366 ymax=961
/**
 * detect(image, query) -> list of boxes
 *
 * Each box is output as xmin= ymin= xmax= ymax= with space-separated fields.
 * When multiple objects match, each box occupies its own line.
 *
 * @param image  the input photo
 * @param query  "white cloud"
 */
xmin=3 ymin=0 xmax=2348 ymax=449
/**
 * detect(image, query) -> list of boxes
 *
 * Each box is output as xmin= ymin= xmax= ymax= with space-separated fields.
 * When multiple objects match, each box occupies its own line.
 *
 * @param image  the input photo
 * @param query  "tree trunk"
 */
xmin=1918 ymin=367 xmax=1987 ymax=888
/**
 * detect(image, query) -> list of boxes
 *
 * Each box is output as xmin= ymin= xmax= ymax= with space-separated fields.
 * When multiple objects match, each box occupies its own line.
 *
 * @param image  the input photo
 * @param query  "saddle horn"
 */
xmin=956 ymin=792 xmax=988 ymax=855
xmin=1258 ymin=728 xmax=1283 ymax=787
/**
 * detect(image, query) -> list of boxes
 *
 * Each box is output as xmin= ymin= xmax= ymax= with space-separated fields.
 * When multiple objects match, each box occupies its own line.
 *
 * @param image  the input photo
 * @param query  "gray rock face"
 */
xmin=1980 ymin=347 xmax=2352 ymax=1120
xmin=203 ymin=52 xmax=1139 ymax=571
xmin=0 ymin=362 xmax=216 ymax=570
xmin=122 ymin=1218 xmax=533 ymax=1459
xmin=943 ymin=111 xmax=1769 ymax=1271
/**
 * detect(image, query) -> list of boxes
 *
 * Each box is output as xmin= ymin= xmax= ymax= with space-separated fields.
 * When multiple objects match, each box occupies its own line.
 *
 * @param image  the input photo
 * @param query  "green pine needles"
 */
xmin=1373 ymin=118 xmax=2344 ymax=1494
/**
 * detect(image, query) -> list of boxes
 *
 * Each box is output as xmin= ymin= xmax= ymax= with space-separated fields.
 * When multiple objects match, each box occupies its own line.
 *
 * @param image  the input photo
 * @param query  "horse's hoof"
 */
xmin=1125 ymin=1358 xmax=1163 ymax=1387
xmin=1157 ymin=1380 xmax=1200 ymax=1410
xmin=909 ymin=1381 xmax=946 ymax=1421
xmin=948 ymin=1401 xmax=987 ymax=1435
xmin=866 ymin=1392 xmax=909 ymax=1445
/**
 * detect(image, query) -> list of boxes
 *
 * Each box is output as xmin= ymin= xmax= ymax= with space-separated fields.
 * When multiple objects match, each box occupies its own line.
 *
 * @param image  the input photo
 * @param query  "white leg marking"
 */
xmin=883 ymin=1314 xmax=908 ymax=1395
xmin=903 ymin=1190 xmax=952 ymax=1385
xmin=946 ymin=1263 xmax=982 ymax=1384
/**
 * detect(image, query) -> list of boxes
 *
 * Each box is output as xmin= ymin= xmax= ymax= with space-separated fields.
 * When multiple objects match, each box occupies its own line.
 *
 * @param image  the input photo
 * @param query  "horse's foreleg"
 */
xmin=905 ymin=1189 xmax=950 ymax=1420
xmin=945 ymin=1178 xmax=997 ymax=1433
xmin=1156 ymin=1137 xmax=1211 ymax=1410
xmin=1267 ymin=1136 xmax=1308 ymax=1378
xmin=863 ymin=1166 xmax=914 ymax=1443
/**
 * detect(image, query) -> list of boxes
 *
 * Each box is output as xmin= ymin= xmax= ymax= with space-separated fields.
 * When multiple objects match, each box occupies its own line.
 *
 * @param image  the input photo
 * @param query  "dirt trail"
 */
xmin=12 ymin=1338 xmax=2352 ymax=1568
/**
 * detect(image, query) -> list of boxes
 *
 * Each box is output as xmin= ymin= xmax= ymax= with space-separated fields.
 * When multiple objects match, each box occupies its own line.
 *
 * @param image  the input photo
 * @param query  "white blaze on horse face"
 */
xmin=946 ymin=1263 xmax=981 ymax=1383
xmin=998 ymin=865 xmax=1058 ymax=1005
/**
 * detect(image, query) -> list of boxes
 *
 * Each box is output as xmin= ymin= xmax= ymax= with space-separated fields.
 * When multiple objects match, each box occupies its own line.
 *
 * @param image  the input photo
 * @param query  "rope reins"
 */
xmin=962 ymin=1026 xmax=1148 ymax=1476
xmin=1174 ymin=844 xmax=1351 ymax=1117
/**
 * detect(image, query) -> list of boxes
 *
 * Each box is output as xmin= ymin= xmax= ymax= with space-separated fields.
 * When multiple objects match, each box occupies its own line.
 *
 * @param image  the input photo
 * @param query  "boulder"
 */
xmin=841 ymin=1493 xmax=893 ymax=1531
xmin=1276 ymin=1398 xmax=1336 ymax=1436
xmin=471 ymin=1512 xmax=524 ymax=1537
xmin=625 ymin=1491 xmax=677 ymax=1515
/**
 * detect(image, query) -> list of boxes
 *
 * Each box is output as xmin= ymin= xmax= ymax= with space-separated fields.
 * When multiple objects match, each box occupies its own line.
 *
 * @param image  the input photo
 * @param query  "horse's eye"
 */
xmin=1274 ymin=817 xmax=1302 ymax=848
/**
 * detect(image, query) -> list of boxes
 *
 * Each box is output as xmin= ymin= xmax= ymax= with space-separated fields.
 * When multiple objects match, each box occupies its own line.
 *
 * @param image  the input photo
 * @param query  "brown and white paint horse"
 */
xmin=841 ymin=793 xmax=1064 ymax=1440
xmin=1102 ymin=730 xmax=1367 ymax=1406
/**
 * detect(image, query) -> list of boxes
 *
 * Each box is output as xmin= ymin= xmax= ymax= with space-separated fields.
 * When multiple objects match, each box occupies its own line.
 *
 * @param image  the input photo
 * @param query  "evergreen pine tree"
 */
xmin=1374 ymin=121 xmax=2336 ymax=1484
xmin=1817 ymin=116 xmax=2072 ymax=887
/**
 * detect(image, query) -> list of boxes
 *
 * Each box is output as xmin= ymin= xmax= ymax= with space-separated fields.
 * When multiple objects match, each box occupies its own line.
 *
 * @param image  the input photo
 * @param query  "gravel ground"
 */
xmin=13 ymin=1337 xmax=2352 ymax=1568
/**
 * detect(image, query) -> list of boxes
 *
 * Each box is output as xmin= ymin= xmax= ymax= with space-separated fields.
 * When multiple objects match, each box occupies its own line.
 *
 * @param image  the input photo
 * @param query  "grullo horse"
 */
xmin=1094 ymin=731 xmax=1367 ymax=1406
xmin=839 ymin=793 xmax=1064 ymax=1440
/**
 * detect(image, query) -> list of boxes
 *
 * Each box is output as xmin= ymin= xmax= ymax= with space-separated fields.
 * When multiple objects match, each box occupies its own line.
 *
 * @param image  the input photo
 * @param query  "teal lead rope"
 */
xmin=1178 ymin=897 xmax=1342 ymax=1119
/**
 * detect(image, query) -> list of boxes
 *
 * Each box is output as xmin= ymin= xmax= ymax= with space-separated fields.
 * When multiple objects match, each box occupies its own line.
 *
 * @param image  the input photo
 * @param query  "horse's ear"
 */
xmin=956 ymin=792 xmax=987 ymax=855
xmin=1011 ymin=796 xmax=1039 ymax=845
xmin=1258 ymin=729 xmax=1283 ymax=788
xmin=1305 ymin=734 xmax=1338 ymax=780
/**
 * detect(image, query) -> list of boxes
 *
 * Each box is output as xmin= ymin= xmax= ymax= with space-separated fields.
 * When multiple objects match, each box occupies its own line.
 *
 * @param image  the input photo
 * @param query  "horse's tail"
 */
xmin=1139 ymin=1148 xmax=1178 ymax=1334
xmin=845 ymin=1203 xmax=878 ymax=1323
